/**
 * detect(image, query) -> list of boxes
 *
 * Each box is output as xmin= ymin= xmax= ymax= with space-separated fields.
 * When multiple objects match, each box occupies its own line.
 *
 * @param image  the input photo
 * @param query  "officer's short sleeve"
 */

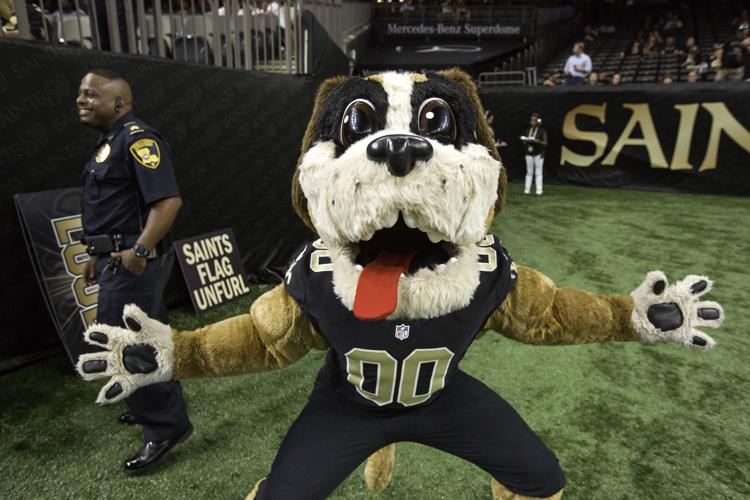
xmin=128 ymin=132 xmax=180 ymax=205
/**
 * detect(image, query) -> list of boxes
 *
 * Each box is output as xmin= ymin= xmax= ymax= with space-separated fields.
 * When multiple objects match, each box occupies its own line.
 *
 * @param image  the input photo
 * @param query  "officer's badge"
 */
xmin=129 ymin=138 xmax=161 ymax=169
xmin=394 ymin=324 xmax=410 ymax=341
xmin=95 ymin=143 xmax=111 ymax=163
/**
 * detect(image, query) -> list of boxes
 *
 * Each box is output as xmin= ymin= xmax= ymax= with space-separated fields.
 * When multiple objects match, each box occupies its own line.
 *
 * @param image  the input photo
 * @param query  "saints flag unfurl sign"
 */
xmin=174 ymin=228 xmax=251 ymax=313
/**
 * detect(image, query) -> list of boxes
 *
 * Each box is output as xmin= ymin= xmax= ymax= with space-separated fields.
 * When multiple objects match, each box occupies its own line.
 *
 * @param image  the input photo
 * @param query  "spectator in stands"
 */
xmin=715 ymin=28 xmax=747 ymax=81
xmin=0 ymin=0 xmax=43 ymax=40
xmin=610 ymin=73 xmax=623 ymax=86
xmin=710 ymin=43 xmax=724 ymax=70
xmin=662 ymin=74 xmax=674 ymax=84
xmin=563 ymin=42 xmax=592 ymax=85
xmin=684 ymin=36 xmax=697 ymax=53
xmin=686 ymin=70 xmax=699 ymax=83
xmin=587 ymin=71 xmax=601 ymax=85
xmin=583 ymin=24 xmax=597 ymax=43
xmin=731 ymin=9 xmax=748 ymax=31
xmin=662 ymin=36 xmax=682 ymax=56
xmin=266 ymin=0 xmax=287 ymax=50
xmin=542 ymin=73 xmax=557 ymax=86
xmin=439 ymin=0 xmax=454 ymax=21
xmin=630 ymin=40 xmax=642 ymax=56
xmin=400 ymin=0 xmax=415 ymax=19
xmin=683 ymin=45 xmax=700 ymax=68
xmin=696 ymin=56 xmax=710 ymax=79
xmin=643 ymin=33 xmax=662 ymax=56
xmin=521 ymin=113 xmax=547 ymax=196
xmin=664 ymin=10 xmax=683 ymax=30
xmin=454 ymin=0 xmax=470 ymax=22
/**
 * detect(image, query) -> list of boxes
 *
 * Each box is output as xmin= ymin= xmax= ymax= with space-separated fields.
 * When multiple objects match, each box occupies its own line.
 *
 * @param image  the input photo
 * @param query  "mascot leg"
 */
xmin=364 ymin=444 xmax=396 ymax=492
xmin=491 ymin=479 xmax=563 ymax=500
xmin=245 ymin=478 xmax=265 ymax=500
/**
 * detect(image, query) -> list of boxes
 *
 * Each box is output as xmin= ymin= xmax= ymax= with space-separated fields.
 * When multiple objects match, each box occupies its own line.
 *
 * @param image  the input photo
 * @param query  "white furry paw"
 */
xmin=631 ymin=271 xmax=724 ymax=350
xmin=76 ymin=304 xmax=175 ymax=404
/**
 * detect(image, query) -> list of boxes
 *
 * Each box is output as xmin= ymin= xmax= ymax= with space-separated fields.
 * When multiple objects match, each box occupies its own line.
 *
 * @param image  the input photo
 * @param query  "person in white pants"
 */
xmin=521 ymin=113 xmax=547 ymax=195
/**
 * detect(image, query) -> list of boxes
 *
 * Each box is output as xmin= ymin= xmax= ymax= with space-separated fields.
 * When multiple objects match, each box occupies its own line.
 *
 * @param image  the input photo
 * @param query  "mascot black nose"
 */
xmin=366 ymin=134 xmax=433 ymax=177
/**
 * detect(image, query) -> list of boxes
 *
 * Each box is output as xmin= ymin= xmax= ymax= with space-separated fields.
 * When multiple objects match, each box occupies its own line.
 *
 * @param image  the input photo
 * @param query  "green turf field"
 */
xmin=1 ymin=183 xmax=748 ymax=500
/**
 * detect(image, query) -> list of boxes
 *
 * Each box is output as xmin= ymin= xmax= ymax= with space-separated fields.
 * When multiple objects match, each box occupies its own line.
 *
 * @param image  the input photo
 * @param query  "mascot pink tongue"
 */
xmin=353 ymin=250 xmax=416 ymax=320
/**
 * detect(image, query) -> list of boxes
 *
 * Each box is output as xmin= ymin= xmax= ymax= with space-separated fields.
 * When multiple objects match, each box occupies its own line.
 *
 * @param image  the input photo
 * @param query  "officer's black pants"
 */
xmin=95 ymin=252 xmax=191 ymax=443
xmin=256 ymin=370 xmax=565 ymax=499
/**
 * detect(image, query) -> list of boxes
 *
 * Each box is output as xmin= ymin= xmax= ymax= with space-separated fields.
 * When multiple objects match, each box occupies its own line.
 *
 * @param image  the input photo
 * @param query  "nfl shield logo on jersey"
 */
xmin=395 ymin=324 xmax=410 ymax=341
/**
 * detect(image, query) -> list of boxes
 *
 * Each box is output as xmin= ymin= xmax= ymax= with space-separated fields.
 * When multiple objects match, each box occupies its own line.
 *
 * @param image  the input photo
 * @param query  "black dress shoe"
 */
xmin=119 ymin=412 xmax=138 ymax=425
xmin=123 ymin=424 xmax=193 ymax=476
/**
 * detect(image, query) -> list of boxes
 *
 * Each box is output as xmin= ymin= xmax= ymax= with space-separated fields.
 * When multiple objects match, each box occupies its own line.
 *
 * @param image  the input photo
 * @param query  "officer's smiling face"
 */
xmin=76 ymin=73 xmax=118 ymax=130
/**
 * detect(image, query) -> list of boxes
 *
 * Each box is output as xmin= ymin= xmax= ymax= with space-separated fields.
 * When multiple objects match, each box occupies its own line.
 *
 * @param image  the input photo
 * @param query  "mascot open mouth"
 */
xmin=354 ymin=215 xmax=456 ymax=273
xmin=350 ymin=214 xmax=460 ymax=321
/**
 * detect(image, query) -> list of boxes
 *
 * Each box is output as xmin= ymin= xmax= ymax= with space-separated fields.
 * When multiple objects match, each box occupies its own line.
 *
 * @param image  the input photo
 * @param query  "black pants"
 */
xmin=95 ymin=252 xmax=191 ymax=443
xmin=256 ymin=370 xmax=565 ymax=499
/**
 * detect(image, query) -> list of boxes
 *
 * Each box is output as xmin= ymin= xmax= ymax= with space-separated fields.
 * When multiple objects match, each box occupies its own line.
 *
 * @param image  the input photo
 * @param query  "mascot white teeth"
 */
xmin=78 ymin=69 xmax=725 ymax=500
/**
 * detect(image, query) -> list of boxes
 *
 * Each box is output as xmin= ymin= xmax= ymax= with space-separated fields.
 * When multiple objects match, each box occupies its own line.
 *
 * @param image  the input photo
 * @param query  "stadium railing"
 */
xmin=4 ymin=0 xmax=370 ymax=75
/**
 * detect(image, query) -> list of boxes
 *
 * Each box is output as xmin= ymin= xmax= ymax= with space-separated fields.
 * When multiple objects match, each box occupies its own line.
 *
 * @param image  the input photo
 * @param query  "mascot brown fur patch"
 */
xmin=78 ymin=69 xmax=725 ymax=499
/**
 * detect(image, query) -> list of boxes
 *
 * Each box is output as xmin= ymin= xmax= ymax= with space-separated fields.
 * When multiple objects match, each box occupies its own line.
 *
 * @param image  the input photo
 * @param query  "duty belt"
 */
xmin=84 ymin=234 xmax=157 ymax=258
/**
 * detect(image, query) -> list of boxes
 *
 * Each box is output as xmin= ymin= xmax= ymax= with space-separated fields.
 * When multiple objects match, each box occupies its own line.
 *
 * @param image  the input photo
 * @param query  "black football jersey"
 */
xmin=284 ymin=235 xmax=517 ymax=410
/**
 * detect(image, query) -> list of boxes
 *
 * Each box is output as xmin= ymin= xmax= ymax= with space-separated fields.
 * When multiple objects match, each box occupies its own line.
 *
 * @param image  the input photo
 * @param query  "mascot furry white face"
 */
xmin=295 ymin=71 xmax=504 ymax=320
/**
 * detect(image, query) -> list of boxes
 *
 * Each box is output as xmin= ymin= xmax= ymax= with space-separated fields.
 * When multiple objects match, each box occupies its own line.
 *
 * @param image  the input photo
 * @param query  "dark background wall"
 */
xmin=0 ymin=39 xmax=316 ymax=371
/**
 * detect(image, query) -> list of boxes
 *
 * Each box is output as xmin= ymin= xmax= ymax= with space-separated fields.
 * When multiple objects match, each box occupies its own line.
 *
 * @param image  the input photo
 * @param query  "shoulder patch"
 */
xmin=129 ymin=138 xmax=161 ymax=169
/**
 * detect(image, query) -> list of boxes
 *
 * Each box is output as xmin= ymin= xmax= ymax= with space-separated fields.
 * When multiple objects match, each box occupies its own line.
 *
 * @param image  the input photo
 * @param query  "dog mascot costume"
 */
xmin=78 ymin=69 xmax=724 ymax=499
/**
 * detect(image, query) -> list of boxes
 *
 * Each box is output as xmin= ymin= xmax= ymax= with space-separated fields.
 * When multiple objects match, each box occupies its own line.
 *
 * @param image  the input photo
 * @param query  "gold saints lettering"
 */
xmin=561 ymin=102 xmax=750 ymax=171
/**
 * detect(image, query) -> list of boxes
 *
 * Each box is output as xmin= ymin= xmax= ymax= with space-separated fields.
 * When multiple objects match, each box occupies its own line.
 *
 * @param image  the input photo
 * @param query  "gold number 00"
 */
xmin=344 ymin=347 xmax=455 ymax=407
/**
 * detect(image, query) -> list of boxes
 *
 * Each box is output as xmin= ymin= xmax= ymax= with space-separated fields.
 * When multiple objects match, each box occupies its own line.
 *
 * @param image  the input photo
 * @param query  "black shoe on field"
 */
xmin=119 ymin=412 xmax=139 ymax=425
xmin=123 ymin=424 xmax=193 ymax=476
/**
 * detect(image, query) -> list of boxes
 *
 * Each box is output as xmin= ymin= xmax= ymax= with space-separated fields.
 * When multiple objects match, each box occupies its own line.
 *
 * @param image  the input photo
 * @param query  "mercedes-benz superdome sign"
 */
xmin=376 ymin=22 xmax=529 ymax=38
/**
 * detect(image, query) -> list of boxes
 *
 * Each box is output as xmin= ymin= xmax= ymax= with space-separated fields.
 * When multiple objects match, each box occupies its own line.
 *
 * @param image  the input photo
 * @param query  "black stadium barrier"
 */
xmin=1 ymin=39 xmax=316 ymax=372
xmin=481 ymin=84 xmax=750 ymax=196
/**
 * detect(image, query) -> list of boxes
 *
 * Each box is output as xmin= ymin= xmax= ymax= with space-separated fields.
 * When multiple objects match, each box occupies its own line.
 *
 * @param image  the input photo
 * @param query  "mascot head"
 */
xmin=292 ymin=69 xmax=506 ymax=320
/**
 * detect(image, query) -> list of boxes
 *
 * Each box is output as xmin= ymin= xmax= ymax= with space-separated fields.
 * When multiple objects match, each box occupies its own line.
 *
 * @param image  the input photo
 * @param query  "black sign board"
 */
xmin=174 ymin=228 xmax=251 ymax=313
xmin=14 ymin=187 xmax=98 ymax=364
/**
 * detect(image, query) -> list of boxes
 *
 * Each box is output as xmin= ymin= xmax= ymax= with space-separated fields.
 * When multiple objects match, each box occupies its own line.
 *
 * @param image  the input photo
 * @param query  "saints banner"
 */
xmin=174 ymin=229 xmax=251 ymax=313
xmin=481 ymin=83 xmax=750 ymax=195
xmin=15 ymin=188 xmax=97 ymax=364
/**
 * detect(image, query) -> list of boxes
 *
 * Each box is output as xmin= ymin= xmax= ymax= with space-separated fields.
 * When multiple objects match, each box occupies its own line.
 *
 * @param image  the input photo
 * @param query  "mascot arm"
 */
xmin=486 ymin=265 xmax=724 ymax=349
xmin=76 ymin=284 xmax=327 ymax=404
xmin=173 ymin=284 xmax=327 ymax=378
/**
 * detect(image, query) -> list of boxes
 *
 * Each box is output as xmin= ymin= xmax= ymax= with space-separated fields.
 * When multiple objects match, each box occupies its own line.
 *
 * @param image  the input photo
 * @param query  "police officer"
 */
xmin=77 ymin=69 xmax=192 ymax=475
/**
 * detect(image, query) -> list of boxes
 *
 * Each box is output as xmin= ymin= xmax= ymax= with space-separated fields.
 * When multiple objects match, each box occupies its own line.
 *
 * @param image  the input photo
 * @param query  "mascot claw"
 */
xmin=76 ymin=304 xmax=175 ymax=404
xmin=631 ymin=271 xmax=724 ymax=349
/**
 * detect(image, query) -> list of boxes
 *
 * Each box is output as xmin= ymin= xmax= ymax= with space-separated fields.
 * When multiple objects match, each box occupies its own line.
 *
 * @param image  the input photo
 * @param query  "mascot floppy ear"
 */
xmin=292 ymin=76 xmax=347 ymax=234
xmin=437 ymin=68 xmax=507 ymax=222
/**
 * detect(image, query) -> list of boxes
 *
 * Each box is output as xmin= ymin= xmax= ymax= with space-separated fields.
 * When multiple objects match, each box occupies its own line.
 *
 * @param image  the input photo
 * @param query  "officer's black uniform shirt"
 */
xmin=284 ymin=235 xmax=517 ymax=411
xmin=82 ymin=112 xmax=180 ymax=237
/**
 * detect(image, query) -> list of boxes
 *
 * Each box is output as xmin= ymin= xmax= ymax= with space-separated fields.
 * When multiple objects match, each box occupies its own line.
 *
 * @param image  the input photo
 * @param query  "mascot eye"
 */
xmin=340 ymin=99 xmax=377 ymax=148
xmin=417 ymin=98 xmax=457 ymax=144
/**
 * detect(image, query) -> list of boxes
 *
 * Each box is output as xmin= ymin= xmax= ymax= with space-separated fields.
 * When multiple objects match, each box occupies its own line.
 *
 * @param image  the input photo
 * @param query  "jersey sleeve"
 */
xmin=128 ymin=131 xmax=180 ymax=205
xmin=477 ymin=234 xmax=517 ymax=307
xmin=283 ymin=242 xmax=313 ymax=312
